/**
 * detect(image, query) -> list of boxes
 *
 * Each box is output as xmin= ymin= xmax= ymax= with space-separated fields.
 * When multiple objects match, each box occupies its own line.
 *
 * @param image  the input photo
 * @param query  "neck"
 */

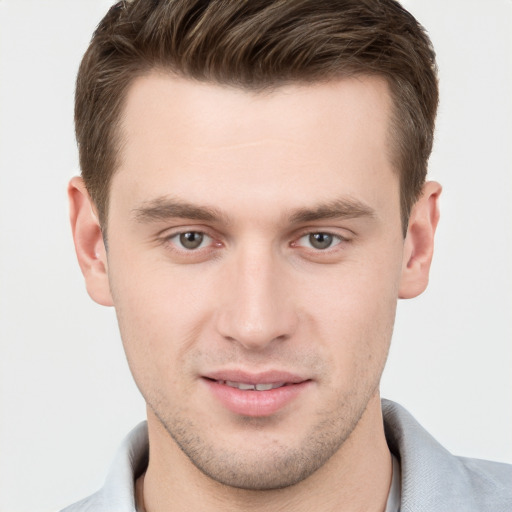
xmin=139 ymin=393 xmax=392 ymax=512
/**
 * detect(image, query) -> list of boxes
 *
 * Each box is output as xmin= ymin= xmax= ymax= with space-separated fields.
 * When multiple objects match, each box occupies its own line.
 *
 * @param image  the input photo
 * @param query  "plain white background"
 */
xmin=0 ymin=1 xmax=511 ymax=511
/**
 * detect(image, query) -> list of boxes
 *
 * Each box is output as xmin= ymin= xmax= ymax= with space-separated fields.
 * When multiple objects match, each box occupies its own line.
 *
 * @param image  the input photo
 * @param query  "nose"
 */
xmin=215 ymin=245 xmax=298 ymax=351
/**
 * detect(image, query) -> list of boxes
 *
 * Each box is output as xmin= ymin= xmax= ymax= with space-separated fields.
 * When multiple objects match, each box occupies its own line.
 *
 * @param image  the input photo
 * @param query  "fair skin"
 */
xmin=69 ymin=73 xmax=440 ymax=512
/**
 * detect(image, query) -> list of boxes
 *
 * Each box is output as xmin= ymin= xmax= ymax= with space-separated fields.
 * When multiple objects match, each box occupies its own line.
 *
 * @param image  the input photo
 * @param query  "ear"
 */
xmin=398 ymin=181 xmax=442 ymax=299
xmin=68 ymin=176 xmax=113 ymax=306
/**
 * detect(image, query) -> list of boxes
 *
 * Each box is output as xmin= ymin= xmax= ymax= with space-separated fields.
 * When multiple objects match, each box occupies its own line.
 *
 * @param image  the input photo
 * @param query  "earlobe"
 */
xmin=68 ymin=176 xmax=113 ymax=306
xmin=398 ymin=181 xmax=442 ymax=299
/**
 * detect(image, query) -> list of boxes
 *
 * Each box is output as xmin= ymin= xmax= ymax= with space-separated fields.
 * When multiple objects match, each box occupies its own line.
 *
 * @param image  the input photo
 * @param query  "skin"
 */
xmin=69 ymin=73 xmax=441 ymax=512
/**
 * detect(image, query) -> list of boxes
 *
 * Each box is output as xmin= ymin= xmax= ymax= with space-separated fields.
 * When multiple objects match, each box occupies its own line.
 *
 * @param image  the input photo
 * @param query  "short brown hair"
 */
xmin=75 ymin=0 xmax=438 ymax=234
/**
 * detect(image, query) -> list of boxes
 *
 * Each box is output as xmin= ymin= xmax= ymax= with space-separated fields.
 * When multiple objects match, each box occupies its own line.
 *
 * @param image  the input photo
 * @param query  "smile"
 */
xmin=203 ymin=373 xmax=312 ymax=417
xmin=219 ymin=381 xmax=288 ymax=391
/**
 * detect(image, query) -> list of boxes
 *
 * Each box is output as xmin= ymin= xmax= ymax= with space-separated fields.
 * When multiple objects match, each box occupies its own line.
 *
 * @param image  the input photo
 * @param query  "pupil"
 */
xmin=180 ymin=232 xmax=203 ymax=249
xmin=310 ymin=233 xmax=332 ymax=249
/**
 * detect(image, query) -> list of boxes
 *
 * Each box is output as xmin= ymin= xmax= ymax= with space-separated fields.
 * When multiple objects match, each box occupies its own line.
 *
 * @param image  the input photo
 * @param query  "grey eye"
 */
xmin=308 ymin=233 xmax=333 ymax=249
xmin=179 ymin=232 xmax=205 ymax=249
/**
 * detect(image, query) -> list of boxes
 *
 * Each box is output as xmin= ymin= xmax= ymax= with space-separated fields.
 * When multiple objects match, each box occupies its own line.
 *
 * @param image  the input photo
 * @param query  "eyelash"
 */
xmin=292 ymin=232 xmax=347 ymax=251
xmin=163 ymin=230 xmax=220 ymax=252
xmin=161 ymin=229 xmax=349 ymax=255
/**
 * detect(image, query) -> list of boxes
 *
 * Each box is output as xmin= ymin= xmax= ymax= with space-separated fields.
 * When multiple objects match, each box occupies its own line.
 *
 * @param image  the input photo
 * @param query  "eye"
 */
xmin=170 ymin=231 xmax=212 ymax=250
xmin=297 ymin=232 xmax=343 ymax=250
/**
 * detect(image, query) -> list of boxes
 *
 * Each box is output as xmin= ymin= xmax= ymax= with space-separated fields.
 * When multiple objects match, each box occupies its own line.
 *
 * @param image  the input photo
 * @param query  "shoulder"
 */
xmin=456 ymin=455 xmax=512 ymax=504
xmin=432 ymin=455 xmax=512 ymax=511
xmin=382 ymin=399 xmax=512 ymax=512
xmin=60 ymin=492 xmax=106 ymax=512
xmin=59 ymin=422 xmax=148 ymax=512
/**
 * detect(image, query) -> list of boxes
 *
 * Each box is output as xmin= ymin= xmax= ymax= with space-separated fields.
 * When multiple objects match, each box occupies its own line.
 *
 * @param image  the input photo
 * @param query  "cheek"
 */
xmin=301 ymin=254 xmax=401 ymax=379
xmin=303 ymin=248 xmax=401 ymax=324
xmin=107 ymin=253 xmax=216 ymax=383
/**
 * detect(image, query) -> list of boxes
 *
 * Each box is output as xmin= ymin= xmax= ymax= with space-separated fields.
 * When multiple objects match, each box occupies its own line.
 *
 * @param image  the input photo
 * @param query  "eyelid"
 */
xmin=169 ymin=231 xmax=212 ymax=250
xmin=293 ymin=227 xmax=350 ymax=241
xmin=156 ymin=225 xmax=352 ymax=257
xmin=159 ymin=226 xmax=223 ymax=252
xmin=289 ymin=228 xmax=354 ymax=256
xmin=297 ymin=232 xmax=343 ymax=247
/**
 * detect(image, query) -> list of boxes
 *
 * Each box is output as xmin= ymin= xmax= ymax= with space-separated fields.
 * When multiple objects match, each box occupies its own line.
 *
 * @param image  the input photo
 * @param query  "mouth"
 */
xmin=202 ymin=372 xmax=312 ymax=417
xmin=208 ymin=379 xmax=292 ymax=391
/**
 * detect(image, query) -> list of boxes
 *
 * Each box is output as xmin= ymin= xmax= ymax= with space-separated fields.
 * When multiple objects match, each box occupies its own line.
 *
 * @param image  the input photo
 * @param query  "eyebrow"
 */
xmin=288 ymin=198 xmax=376 ymax=224
xmin=132 ymin=197 xmax=228 ymax=224
xmin=132 ymin=196 xmax=375 ymax=225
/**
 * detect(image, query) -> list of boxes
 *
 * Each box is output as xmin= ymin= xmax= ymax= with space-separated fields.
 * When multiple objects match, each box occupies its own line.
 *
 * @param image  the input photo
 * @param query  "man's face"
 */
xmin=103 ymin=74 xmax=406 ymax=489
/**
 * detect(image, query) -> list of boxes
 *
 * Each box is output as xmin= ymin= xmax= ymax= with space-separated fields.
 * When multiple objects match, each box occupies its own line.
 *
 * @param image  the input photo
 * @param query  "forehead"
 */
xmin=112 ymin=72 xmax=398 ymax=223
xmin=119 ymin=72 xmax=393 ymax=155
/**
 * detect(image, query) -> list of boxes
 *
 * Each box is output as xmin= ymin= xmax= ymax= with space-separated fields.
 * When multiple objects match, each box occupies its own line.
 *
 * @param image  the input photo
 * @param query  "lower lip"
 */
xmin=203 ymin=379 xmax=311 ymax=417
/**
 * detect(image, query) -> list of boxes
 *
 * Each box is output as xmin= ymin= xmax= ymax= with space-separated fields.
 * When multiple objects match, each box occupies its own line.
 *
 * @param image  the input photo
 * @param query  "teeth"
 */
xmin=237 ymin=382 xmax=256 ymax=390
xmin=225 ymin=381 xmax=255 ymax=390
xmin=255 ymin=383 xmax=274 ymax=391
xmin=256 ymin=383 xmax=283 ymax=391
xmin=223 ymin=381 xmax=286 ymax=391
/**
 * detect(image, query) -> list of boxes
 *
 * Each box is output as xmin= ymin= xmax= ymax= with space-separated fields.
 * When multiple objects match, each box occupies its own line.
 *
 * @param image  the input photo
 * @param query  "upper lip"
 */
xmin=203 ymin=369 xmax=309 ymax=385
